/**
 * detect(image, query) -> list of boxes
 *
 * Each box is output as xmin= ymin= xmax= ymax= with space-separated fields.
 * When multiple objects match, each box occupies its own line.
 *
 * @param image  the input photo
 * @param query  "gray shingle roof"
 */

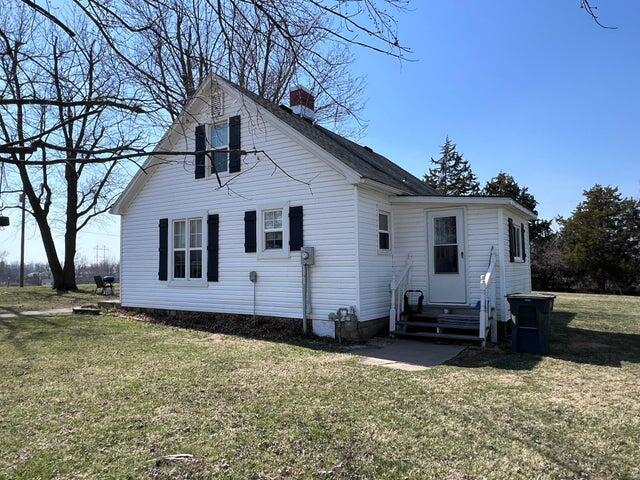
xmin=224 ymin=80 xmax=436 ymax=196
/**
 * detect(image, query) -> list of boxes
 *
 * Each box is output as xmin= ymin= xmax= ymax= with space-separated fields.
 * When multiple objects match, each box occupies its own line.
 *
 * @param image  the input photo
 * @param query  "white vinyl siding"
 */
xmin=391 ymin=203 xmax=516 ymax=322
xmin=119 ymin=87 xmax=357 ymax=335
xmin=502 ymin=210 xmax=532 ymax=299
xmin=355 ymin=186 xmax=393 ymax=321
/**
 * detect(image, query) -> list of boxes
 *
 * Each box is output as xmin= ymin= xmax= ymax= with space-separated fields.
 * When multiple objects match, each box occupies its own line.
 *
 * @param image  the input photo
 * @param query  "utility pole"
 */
xmin=19 ymin=192 xmax=25 ymax=287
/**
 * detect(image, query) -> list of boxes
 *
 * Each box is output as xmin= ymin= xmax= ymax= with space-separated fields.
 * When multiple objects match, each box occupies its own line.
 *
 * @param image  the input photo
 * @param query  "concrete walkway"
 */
xmin=0 ymin=308 xmax=73 ymax=319
xmin=352 ymin=339 xmax=466 ymax=371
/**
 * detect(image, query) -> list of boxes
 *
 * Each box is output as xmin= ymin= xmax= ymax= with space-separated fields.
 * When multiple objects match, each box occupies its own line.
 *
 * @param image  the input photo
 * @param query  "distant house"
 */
xmin=111 ymin=75 xmax=535 ymax=342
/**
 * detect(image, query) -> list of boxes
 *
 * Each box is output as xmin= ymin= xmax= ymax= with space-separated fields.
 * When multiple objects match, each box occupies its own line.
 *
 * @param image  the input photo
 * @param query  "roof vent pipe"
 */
xmin=289 ymin=86 xmax=315 ymax=122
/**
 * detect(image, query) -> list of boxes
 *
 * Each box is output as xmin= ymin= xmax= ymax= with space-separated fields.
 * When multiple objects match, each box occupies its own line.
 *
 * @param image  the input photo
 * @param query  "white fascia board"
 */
xmin=390 ymin=195 xmax=537 ymax=219
xmin=358 ymin=178 xmax=408 ymax=195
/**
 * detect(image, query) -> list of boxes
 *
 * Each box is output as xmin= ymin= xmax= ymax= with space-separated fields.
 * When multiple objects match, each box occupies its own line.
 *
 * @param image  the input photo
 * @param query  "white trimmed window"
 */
xmin=513 ymin=223 xmax=522 ymax=260
xmin=173 ymin=218 xmax=203 ymax=279
xmin=263 ymin=209 xmax=283 ymax=250
xmin=378 ymin=211 xmax=390 ymax=251
xmin=211 ymin=120 xmax=229 ymax=174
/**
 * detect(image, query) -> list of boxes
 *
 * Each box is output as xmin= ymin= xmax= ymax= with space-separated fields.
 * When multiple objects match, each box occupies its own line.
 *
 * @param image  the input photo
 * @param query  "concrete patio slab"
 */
xmin=354 ymin=339 xmax=466 ymax=371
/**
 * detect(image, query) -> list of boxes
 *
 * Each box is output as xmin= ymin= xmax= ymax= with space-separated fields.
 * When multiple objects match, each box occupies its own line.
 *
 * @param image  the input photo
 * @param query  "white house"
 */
xmin=111 ymin=75 xmax=535 ymax=343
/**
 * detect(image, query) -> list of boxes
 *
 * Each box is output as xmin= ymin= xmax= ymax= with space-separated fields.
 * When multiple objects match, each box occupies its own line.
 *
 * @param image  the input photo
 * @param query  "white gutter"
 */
xmin=358 ymin=178 xmax=408 ymax=195
xmin=390 ymin=195 xmax=537 ymax=219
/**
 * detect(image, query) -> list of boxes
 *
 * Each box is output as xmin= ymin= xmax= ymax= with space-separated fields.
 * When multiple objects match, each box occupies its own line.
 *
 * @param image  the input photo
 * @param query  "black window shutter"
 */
xmin=244 ymin=210 xmax=256 ymax=253
xmin=508 ymin=218 xmax=515 ymax=263
xmin=229 ymin=115 xmax=241 ymax=173
xmin=289 ymin=205 xmax=303 ymax=251
xmin=521 ymin=222 xmax=527 ymax=262
xmin=158 ymin=218 xmax=168 ymax=280
xmin=195 ymin=125 xmax=206 ymax=179
xmin=207 ymin=214 xmax=219 ymax=282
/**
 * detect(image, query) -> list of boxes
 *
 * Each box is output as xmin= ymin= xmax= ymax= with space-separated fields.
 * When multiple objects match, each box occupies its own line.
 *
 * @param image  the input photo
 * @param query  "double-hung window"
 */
xmin=173 ymin=218 xmax=203 ymax=279
xmin=263 ymin=209 xmax=283 ymax=250
xmin=378 ymin=211 xmax=391 ymax=251
xmin=211 ymin=121 xmax=229 ymax=174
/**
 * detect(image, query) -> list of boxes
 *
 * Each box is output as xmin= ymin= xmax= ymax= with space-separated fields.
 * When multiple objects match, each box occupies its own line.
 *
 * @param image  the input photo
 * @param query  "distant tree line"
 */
xmin=424 ymin=137 xmax=640 ymax=294
xmin=0 ymin=251 xmax=119 ymax=286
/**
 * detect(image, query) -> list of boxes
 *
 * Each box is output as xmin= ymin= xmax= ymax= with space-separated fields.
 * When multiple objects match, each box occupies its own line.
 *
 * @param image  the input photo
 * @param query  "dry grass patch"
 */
xmin=1 ymin=293 xmax=639 ymax=478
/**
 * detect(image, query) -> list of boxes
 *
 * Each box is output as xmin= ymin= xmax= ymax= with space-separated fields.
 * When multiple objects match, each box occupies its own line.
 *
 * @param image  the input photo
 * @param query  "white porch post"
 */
xmin=389 ymin=296 xmax=397 ymax=332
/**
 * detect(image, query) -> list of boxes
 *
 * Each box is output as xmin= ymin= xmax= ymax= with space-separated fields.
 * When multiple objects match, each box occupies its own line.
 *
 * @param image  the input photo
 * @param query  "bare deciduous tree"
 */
xmin=77 ymin=0 xmax=372 ymax=135
xmin=0 ymin=8 xmax=145 ymax=290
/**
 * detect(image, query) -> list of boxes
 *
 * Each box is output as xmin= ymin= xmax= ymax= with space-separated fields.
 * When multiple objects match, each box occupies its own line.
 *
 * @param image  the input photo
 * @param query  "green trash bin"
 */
xmin=506 ymin=293 xmax=556 ymax=354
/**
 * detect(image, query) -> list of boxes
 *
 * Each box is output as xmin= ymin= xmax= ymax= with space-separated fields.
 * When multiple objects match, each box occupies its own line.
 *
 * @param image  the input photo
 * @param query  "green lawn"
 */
xmin=0 ymin=293 xmax=638 ymax=479
xmin=0 ymin=284 xmax=117 ymax=312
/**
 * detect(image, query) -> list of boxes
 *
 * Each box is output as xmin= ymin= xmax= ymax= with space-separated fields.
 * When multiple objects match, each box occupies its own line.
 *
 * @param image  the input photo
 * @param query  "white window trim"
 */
xmin=378 ymin=209 xmax=391 ymax=254
xmin=257 ymin=202 xmax=290 ymax=259
xmin=168 ymin=213 xmax=208 ymax=287
xmin=206 ymin=120 xmax=230 ymax=179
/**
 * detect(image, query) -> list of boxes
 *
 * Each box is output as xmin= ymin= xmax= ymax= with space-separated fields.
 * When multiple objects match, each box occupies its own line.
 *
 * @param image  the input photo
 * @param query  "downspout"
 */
xmin=302 ymin=263 xmax=309 ymax=334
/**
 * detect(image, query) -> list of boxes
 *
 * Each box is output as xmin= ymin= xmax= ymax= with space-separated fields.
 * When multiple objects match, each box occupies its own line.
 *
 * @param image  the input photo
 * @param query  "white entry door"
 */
xmin=427 ymin=209 xmax=466 ymax=304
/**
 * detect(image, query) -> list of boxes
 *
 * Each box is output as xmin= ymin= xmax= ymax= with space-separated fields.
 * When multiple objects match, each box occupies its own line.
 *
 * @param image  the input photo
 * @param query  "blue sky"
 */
xmin=2 ymin=0 xmax=639 ymax=263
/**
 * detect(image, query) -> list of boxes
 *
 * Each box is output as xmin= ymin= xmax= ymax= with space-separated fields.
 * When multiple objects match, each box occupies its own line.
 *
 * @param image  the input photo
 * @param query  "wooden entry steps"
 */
xmin=393 ymin=331 xmax=484 ymax=342
xmin=392 ymin=304 xmax=484 ymax=343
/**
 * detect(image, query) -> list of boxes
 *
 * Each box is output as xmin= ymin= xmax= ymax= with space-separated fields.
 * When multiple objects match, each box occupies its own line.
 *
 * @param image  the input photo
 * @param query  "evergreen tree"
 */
xmin=483 ymin=172 xmax=537 ymax=213
xmin=424 ymin=136 xmax=480 ymax=195
xmin=558 ymin=185 xmax=640 ymax=292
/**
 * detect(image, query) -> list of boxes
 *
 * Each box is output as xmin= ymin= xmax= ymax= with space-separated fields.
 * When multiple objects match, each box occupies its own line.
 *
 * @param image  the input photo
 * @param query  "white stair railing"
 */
xmin=479 ymin=246 xmax=497 ymax=346
xmin=389 ymin=255 xmax=412 ymax=333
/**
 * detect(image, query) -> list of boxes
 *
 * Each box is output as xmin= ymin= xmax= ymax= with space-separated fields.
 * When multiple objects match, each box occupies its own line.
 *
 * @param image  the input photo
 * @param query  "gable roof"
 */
xmin=222 ymin=79 xmax=436 ymax=196
xmin=111 ymin=75 xmax=435 ymax=214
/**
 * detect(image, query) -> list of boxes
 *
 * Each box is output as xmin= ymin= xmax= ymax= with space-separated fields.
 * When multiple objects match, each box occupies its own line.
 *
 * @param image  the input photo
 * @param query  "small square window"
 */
xmin=263 ymin=209 xmax=284 ymax=250
xmin=265 ymin=231 xmax=283 ymax=250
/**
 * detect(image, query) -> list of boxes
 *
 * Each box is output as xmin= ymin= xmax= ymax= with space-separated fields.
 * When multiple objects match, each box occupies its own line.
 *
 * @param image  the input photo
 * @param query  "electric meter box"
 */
xmin=300 ymin=247 xmax=315 ymax=265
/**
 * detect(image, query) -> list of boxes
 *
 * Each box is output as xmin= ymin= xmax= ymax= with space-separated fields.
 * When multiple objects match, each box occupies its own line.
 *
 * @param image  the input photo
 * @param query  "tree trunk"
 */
xmin=63 ymin=160 xmax=79 ymax=291
xmin=37 ymin=215 xmax=66 ymax=290
xmin=63 ymin=233 xmax=78 ymax=290
xmin=16 ymin=165 xmax=67 ymax=290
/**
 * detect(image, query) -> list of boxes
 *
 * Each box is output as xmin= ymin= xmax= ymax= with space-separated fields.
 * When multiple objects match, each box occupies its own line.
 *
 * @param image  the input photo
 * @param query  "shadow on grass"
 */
xmin=117 ymin=309 xmax=348 ymax=354
xmin=0 ymin=308 xmax=123 ymax=347
xmin=0 ymin=312 xmax=67 ymax=351
xmin=448 ymin=310 xmax=640 ymax=370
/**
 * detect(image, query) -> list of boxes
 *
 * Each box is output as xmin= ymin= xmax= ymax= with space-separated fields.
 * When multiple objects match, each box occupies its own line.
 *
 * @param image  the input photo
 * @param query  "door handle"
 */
xmin=461 ymin=251 xmax=464 ymax=258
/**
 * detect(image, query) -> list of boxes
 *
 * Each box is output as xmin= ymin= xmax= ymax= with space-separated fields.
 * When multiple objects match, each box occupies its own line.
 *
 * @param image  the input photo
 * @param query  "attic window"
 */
xmin=211 ymin=121 xmax=228 ymax=174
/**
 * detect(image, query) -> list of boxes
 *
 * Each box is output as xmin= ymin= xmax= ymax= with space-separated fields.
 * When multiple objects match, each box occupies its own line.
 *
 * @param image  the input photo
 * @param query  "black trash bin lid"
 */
xmin=506 ymin=293 xmax=556 ymax=300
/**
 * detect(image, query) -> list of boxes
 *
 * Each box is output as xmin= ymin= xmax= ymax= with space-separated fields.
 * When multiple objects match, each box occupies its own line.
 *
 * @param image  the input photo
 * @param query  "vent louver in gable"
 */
xmin=210 ymin=82 xmax=224 ymax=119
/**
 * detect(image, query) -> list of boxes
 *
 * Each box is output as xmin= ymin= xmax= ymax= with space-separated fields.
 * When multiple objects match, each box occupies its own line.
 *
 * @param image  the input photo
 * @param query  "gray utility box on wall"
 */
xmin=300 ymin=246 xmax=315 ymax=265
xmin=507 ymin=293 xmax=556 ymax=355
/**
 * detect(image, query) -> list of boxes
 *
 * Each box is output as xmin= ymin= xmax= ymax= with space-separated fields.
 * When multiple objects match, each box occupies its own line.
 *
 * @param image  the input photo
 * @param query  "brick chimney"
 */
xmin=289 ymin=86 xmax=315 ymax=122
